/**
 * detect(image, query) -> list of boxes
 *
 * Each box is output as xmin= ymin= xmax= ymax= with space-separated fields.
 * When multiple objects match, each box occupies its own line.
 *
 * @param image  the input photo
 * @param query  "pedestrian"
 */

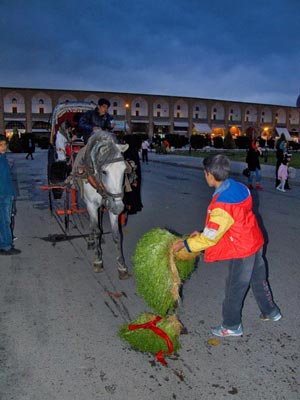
xmin=141 ymin=138 xmax=150 ymax=163
xmin=276 ymin=158 xmax=289 ymax=192
xmin=0 ymin=134 xmax=21 ymax=255
xmin=246 ymin=139 xmax=263 ymax=190
xmin=172 ymin=154 xmax=281 ymax=337
xmin=275 ymin=134 xmax=288 ymax=188
xmin=25 ymin=134 xmax=35 ymax=160
xmin=79 ymin=98 xmax=115 ymax=144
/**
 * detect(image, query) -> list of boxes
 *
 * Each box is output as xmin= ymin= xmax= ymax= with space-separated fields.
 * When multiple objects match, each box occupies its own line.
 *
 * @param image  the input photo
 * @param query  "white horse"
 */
xmin=73 ymin=129 xmax=131 ymax=280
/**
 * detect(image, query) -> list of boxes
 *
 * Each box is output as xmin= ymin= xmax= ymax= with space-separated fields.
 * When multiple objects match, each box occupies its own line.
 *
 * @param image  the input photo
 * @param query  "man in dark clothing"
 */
xmin=79 ymin=98 xmax=115 ymax=143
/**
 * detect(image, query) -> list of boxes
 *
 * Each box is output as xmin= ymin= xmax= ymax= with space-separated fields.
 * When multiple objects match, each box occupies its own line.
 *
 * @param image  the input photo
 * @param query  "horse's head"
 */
xmin=90 ymin=131 xmax=129 ymax=215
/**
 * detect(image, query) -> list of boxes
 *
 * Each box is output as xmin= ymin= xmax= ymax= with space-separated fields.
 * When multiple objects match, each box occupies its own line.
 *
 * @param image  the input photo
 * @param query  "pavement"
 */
xmin=148 ymin=150 xmax=299 ymax=182
xmin=0 ymin=148 xmax=299 ymax=400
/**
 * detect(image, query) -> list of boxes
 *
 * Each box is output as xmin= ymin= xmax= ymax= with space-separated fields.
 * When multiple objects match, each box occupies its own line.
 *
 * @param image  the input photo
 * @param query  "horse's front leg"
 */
xmin=109 ymin=211 xmax=131 ymax=280
xmin=87 ymin=204 xmax=104 ymax=273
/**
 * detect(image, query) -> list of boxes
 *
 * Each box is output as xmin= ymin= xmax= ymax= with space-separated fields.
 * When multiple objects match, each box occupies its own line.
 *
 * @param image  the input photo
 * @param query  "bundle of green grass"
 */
xmin=132 ymin=228 xmax=199 ymax=316
xmin=119 ymin=313 xmax=182 ymax=356
xmin=119 ymin=228 xmax=200 ymax=363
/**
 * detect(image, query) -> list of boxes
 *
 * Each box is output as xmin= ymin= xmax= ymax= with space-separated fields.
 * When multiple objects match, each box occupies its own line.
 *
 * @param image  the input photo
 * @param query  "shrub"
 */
xmin=235 ymin=136 xmax=251 ymax=149
xmin=213 ymin=136 xmax=223 ymax=148
xmin=190 ymin=135 xmax=206 ymax=149
xmin=8 ymin=131 xmax=23 ymax=153
xmin=223 ymin=132 xmax=236 ymax=149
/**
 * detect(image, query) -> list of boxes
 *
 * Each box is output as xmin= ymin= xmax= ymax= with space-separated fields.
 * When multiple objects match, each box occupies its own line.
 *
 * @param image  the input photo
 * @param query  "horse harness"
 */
xmin=74 ymin=154 xmax=134 ymax=202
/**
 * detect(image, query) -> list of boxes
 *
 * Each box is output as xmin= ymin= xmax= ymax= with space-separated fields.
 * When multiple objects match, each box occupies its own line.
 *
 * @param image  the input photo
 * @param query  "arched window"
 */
xmin=12 ymin=98 xmax=17 ymax=104
xmin=39 ymin=99 xmax=44 ymax=104
xmin=136 ymin=102 xmax=140 ymax=108
xmin=113 ymin=101 xmax=118 ymax=107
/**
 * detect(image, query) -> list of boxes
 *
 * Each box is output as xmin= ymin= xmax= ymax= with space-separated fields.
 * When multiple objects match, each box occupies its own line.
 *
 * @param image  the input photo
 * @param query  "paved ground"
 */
xmin=0 ymin=148 xmax=299 ymax=400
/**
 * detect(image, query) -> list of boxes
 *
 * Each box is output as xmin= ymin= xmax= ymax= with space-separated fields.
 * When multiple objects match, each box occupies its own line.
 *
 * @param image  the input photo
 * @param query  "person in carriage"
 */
xmin=55 ymin=120 xmax=72 ymax=162
xmin=79 ymin=98 xmax=115 ymax=144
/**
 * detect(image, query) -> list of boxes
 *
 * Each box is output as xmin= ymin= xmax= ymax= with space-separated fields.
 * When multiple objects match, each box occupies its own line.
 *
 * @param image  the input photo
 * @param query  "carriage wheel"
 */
xmin=64 ymin=187 xmax=70 ymax=233
xmin=48 ymin=188 xmax=53 ymax=215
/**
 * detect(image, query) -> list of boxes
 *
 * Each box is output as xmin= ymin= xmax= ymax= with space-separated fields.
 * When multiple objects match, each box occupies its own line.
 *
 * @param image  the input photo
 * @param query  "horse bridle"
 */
xmin=87 ymin=156 xmax=128 ymax=202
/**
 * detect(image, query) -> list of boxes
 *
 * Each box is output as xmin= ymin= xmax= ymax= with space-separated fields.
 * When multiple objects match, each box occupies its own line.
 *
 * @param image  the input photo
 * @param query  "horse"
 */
xmin=72 ymin=129 xmax=131 ymax=280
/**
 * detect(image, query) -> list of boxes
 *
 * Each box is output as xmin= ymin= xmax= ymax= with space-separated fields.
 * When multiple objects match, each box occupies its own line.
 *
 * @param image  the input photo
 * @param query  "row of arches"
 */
xmin=3 ymin=91 xmax=300 ymax=125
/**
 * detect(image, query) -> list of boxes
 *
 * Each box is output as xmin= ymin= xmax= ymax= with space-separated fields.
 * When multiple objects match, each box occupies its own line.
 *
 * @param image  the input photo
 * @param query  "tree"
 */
xmin=223 ymin=131 xmax=236 ymax=149
xmin=8 ymin=128 xmax=23 ymax=153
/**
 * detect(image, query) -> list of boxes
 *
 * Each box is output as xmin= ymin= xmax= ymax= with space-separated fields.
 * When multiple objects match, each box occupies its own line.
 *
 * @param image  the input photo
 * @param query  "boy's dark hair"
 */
xmin=0 ymin=134 xmax=7 ymax=142
xmin=98 ymin=98 xmax=110 ymax=107
xmin=203 ymin=154 xmax=230 ymax=181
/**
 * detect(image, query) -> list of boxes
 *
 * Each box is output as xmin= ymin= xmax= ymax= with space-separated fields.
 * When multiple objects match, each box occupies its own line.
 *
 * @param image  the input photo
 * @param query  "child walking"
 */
xmin=276 ymin=158 xmax=289 ymax=193
xmin=173 ymin=154 xmax=281 ymax=337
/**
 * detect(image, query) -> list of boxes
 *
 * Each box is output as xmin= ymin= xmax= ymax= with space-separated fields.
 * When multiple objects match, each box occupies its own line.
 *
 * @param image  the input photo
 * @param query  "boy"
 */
xmin=173 ymin=154 xmax=281 ymax=337
xmin=0 ymin=134 xmax=20 ymax=255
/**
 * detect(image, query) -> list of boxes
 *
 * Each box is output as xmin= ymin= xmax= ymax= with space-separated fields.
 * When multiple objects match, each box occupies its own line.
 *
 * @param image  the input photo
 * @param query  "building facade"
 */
xmin=1 ymin=87 xmax=299 ymax=141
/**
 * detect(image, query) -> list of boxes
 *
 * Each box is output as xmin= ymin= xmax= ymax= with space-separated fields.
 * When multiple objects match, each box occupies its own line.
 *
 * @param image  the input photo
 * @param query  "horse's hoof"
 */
xmin=94 ymin=263 xmax=104 ymax=273
xmin=118 ymin=270 xmax=132 ymax=280
xmin=88 ymin=241 xmax=95 ymax=250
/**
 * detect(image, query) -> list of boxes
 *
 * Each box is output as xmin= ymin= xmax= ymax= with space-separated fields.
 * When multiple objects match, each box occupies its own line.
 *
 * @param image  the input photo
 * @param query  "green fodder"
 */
xmin=119 ymin=313 xmax=181 ymax=354
xmin=132 ymin=228 xmax=197 ymax=316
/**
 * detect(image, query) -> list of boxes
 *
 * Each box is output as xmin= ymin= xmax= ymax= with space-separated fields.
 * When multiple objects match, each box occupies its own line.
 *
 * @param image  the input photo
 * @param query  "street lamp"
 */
xmin=124 ymin=103 xmax=129 ymax=133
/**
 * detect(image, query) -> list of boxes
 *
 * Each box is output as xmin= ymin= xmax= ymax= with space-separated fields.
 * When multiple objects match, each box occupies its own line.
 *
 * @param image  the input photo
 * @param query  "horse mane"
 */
xmin=86 ymin=129 xmax=121 ymax=170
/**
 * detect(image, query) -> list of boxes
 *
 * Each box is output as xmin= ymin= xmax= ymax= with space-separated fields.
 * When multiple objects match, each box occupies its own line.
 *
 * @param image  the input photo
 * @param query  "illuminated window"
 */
xmin=12 ymin=106 xmax=17 ymax=113
xmin=176 ymin=112 xmax=180 ymax=118
xmin=136 ymin=110 xmax=139 ymax=116
xmin=157 ymin=111 xmax=161 ymax=117
xmin=39 ymin=107 xmax=44 ymax=114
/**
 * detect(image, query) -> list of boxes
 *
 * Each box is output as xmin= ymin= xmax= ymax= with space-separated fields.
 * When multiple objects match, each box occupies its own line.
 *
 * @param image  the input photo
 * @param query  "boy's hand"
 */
xmin=172 ymin=240 xmax=184 ymax=253
xmin=190 ymin=231 xmax=200 ymax=238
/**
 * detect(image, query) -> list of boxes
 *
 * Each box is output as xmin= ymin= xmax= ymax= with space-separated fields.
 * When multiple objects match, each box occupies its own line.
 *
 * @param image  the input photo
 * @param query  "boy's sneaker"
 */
xmin=211 ymin=324 xmax=243 ymax=337
xmin=260 ymin=312 xmax=282 ymax=322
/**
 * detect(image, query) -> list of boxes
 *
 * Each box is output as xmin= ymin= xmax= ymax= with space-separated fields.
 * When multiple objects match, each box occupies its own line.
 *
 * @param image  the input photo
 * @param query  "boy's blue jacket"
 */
xmin=184 ymin=178 xmax=264 ymax=262
xmin=0 ymin=153 xmax=15 ymax=196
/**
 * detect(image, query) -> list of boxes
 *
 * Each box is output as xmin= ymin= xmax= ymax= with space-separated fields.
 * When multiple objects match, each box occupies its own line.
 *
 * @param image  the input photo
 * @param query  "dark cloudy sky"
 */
xmin=1 ymin=0 xmax=299 ymax=106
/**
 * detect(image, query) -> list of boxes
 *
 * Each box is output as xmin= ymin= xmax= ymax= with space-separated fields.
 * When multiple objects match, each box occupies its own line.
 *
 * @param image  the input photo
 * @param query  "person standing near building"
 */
xmin=246 ymin=139 xmax=263 ymax=190
xmin=141 ymin=138 xmax=150 ymax=163
xmin=275 ymin=134 xmax=288 ymax=188
xmin=25 ymin=134 xmax=35 ymax=160
xmin=0 ymin=134 xmax=20 ymax=255
xmin=172 ymin=154 xmax=281 ymax=337
xmin=79 ymin=98 xmax=115 ymax=144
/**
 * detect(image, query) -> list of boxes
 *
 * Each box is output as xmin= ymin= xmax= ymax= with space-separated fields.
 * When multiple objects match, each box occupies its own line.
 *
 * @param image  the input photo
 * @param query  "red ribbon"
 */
xmin=128 ymin=316 xmax=174 ymax=365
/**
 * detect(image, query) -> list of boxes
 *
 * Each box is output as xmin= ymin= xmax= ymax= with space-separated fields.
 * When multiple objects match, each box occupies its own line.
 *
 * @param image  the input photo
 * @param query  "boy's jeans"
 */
xmin=222 ymin=248 xmax=280 ymax=329
xmin=0 ymin=196 xmax=13 ymax=251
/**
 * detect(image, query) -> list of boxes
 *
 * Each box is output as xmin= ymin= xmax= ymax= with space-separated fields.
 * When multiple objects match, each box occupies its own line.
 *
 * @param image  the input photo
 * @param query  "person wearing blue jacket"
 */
xmin=0 ymin=134 xmax=20 ymax=255
xmin=79 ymin=98 xmax=115 ymax=144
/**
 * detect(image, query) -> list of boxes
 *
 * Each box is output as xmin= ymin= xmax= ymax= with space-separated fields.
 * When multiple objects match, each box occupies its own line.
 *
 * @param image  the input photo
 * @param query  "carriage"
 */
xmin=44 ymin=101 xmax=131 ymax=279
